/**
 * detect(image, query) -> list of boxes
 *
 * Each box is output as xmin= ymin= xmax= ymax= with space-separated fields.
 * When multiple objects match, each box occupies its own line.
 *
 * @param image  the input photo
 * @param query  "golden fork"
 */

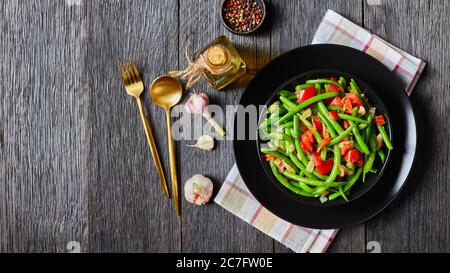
xmin=119 ymin=60 xmax=170 ymax=198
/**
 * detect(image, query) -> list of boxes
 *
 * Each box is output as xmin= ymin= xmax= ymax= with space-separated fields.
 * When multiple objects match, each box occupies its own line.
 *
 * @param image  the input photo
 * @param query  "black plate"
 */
xmin=233 ymin=44 xmax=417 ymax=229
xmin=257 ymin=70 xmax=393 ymax=206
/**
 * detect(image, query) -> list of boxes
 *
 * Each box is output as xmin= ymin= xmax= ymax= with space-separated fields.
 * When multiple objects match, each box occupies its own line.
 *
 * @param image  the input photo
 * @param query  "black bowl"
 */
xmin=257 ymin=69 xmax=393 ymax=206
xmin=233 ymin=44 xmax=417 ymax=228
xmin=220 ymin=0 xmax=266 ymax=35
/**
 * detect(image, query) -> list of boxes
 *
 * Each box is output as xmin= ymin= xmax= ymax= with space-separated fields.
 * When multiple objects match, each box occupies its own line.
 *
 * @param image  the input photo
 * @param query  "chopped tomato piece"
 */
xmin=312 ymin=118 xmax=323 ymax=135
xmin=312 ymin=153 xmax=324 ymax=167
xmin=328 ymin=97 xmax=343 ymax=107
xmin=330 ymin=77 xmax=338 ymax=83
xmin=339 ymin=140 xmax=353 ymax=156
xmin=316 ymin=158 xmax=334 ymax=175
xmin=345 ymin=149 xmax=365 ymax=167
xmin=343 ymin=98 xmax=353 ymax=114
xmin=300 ymin=130 xmax=315 ymax=145
xmin=343 ymin=120 xmax=350 ymax=130
xmin=327 ymin=84 xmax=341 ymax=93
xmin=301 ymin=141 xmax=314 ymax=154
xmin=264 ymin=154 xmax=277 ymax=161
xmin=346 ymin=93 xmax=363 ymax=107
xmin=296 ymin=86 xmax=316 ymax=104
xmin=300 ymin=130 xmax=315 ymax=154
xmin=328 ymin=110 xmax=339 ymax=121
xmin=374 ymin=115 xmax=386 ymax=126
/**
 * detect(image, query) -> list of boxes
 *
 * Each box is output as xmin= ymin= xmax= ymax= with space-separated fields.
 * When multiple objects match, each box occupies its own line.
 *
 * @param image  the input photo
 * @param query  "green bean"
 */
xmin=338 ymin=114 xmax=370 ymax=124
xmin=378 ymin=149 xmax=386 ymax=164
xmin=359 ymin=124 xmax=368 ymax=130
xmin=283 ymin=132 xmax=294 ymax=145
xmin=315 ymin=83 xmax=321 ymax=93
xmin=288 ymin=153 xmax=320 ymax=180
xmin=327 ymin=106 xmax=343 ymax=111
xmin=363 ymin=136 xmax=377 ymax=180
xmin=276 ymin=92 xmax=339 ymax=125
xmin=338 ymin=76 xmax=347 ymax=86
xmin=284 ymin=121 xmax=293 ymax=128
xmin=279 ymin=90 xmax=294 ymax=97
xmin=329 ymin=187 xmax=349 ymax=201
xmin=320 ymin=147 xmax=327 ymax=161
xmin=339 ymin=186 xmax=349 ymax=202
xmin=292 ymin=118 xmax=307 ymax=163
xmin=269 ymin=162 xmax=316 ymax=197
xmin=313 ymin=145 xmax=341 ymax=195
xmin=348 ymin=120 xmax=370 ymax=155
xmin=290 ymin=180 xmax=315 ymax=193
xmin=306 ymin=79 xmax=344 ymax=91
xmin=279 ymin=95 xmax=297 ymax=110
xmin=317 ymin=111 xmax=338 ymax=138
xmin=287 ymin=94 xmax=297 ymax=101
xmin=328 ymin=191 xmax=342 ymax=201
xmin=349 ymin=79 xmax=362 ymax=96
xmin=284 ymin=171 xmax=348 ymax=188
xmin=317 ymin=101 xmax=345 ymax=135
xmin=295 ymin=83 xmax=315 ymax=91
xmin=377 ymin=125 xmax=393 ymax=150
xmin=344 ymin=167 xmax=363 ymax=192
xmin=329 ymin=125 xmax=355 ymax=146
xmin=259 ymin=109 xmax=287 ymax=129
xmin=281 ymin=103 xmax=293 ymax=112
xmin=364 ymin=121 xmax=372 ymax=144
xmin=353 ymin=141 xmax=364 ymax=154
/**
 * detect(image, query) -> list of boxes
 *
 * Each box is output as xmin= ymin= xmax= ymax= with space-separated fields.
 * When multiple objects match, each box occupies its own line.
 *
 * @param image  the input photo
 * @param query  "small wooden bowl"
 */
xmin=220 ymin=0 xmax=266 ymax=35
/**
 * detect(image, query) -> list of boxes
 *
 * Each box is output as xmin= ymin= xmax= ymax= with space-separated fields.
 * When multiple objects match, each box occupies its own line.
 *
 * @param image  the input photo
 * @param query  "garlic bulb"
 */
xmin=184 ymin=175 xmax=214 ymax=206
xmin=185 ymin=92 xmax=209 ymax=115
xmin=185 ymin=92 xmax=226 ymax=136
xmin=187 ymin=135 xmax=215 ymax=151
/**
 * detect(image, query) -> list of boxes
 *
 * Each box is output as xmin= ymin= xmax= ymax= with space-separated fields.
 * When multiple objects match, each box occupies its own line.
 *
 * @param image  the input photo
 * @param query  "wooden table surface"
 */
xmin=1 ymin=0 xmax=449 ymax=253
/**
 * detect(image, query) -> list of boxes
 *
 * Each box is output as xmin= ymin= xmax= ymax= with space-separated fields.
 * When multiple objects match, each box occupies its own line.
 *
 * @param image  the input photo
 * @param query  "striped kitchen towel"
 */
xmin=214 ymin=10 xmax=425 ymax=253
xmin=312 ymin=9 xmax=426 ymax=95
xmin=214 ymin=164 xmax=337 ymax=253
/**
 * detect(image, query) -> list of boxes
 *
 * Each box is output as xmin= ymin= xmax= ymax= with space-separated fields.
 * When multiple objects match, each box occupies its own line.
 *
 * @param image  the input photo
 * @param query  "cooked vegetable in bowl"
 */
xmin=258 ymin=75 xmax=393 ymax=204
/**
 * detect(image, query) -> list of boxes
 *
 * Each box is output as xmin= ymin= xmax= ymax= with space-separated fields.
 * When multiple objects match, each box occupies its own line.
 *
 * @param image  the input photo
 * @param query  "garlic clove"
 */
xmin=184 ymin=174 xmax=214 ymax=206
xmin=187 ymin=135 xmax=215 ymax=151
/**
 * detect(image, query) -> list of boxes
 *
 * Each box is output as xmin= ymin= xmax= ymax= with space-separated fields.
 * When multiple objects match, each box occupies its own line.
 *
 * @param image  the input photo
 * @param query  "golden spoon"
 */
xmin=150 ymin=76 xmax=183 ymax=216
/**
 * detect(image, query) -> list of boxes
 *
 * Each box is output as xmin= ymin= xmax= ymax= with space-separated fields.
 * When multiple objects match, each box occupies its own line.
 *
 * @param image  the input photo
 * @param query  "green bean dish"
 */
xmin=259 ymin=76 xmax=393 ymax=203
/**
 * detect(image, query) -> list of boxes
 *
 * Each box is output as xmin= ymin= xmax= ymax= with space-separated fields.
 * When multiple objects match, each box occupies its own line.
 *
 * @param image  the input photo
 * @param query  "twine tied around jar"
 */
xmin=169 ymin=43 xmax=232 ymax=89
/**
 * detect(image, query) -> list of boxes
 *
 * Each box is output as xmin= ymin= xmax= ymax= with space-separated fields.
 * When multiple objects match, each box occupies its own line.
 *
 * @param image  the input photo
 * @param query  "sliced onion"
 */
xmin=358 ymin=106 xmax=366 ymax=116
xmin=338 ymin=164 xmax=346 ymax=177
xmin=306 ymin=159 xmax=315 ymax=173
xmin=376 ymin=133 xmax=383 ymax=149
xmin=287 ymin=144 xmax=296 ymax=153
xmin=282 ymin=161 xmax=295 ymax=173
xmin=300 ymin=109 xmax=312 ymax=120
xmin=320 ymin=195 xmax=328 ymax=204
xmin=274 ymin=158 xmax=282 ymax=166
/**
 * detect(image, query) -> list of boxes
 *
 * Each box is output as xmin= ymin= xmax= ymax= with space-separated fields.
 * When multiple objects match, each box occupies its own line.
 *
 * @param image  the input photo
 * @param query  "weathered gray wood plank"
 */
xmin=0 ymin=0 xmax=89 ymax=252
xmin=178 ymin=0 xmax=273 ymax=253
xmin=86 ymin=0 xmax=181 ymax=252
xmin=364 ymin=0 xmax=450 ymax=253
xmin=270 ymin=0 xmax=366 ymax=253
xmin=0 ymin=0 xmax=6 ymax=253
